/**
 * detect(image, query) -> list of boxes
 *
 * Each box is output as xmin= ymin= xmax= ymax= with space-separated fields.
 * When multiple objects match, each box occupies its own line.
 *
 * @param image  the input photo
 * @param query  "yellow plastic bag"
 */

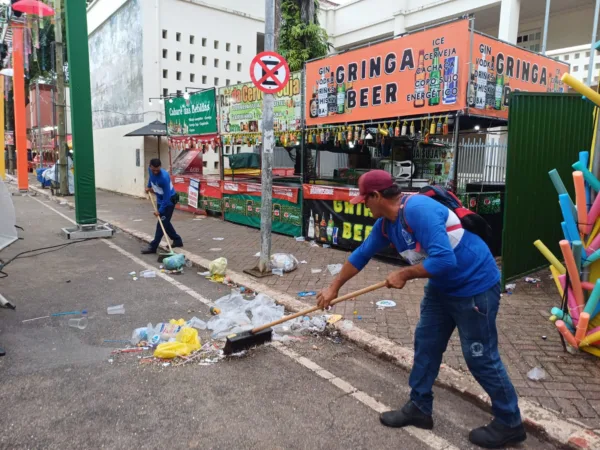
xmin=154 ymin=327 xmax=201 ymax=359
xmin=209 ymin=257 xmax=228 ymax=276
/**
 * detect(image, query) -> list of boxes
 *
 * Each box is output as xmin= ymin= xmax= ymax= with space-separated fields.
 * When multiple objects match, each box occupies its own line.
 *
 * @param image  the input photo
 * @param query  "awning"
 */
xmin=124 ymin=121 xmax=167 ymax=137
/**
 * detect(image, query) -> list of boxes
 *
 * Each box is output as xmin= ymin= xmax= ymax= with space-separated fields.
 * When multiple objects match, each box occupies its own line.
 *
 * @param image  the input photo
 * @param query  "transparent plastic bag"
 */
xmin=270 ymin=253 xmax=299 ymax=273
xmin=153 ymin=327 xmax=201 ymax=359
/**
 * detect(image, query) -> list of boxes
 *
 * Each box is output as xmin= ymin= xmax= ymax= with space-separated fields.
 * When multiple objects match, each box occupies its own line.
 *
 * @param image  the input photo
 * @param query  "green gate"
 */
xmin=502 ymin=93 xmax=595 ymax=283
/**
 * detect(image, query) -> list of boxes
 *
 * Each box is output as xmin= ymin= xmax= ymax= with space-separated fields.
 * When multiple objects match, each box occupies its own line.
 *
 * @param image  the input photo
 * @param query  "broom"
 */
xmin=223 ymin=280 xmax=387 ymax=355
xmin=147 ymin=194 xmax=185 ymax=271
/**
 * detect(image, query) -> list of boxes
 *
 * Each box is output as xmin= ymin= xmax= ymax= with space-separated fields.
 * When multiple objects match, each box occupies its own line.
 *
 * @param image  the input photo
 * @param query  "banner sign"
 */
xmin=188 ymin=178 xmax=199 ymax=209
xmin=305 ymin=20 xmax=470 ymax=126
xmin=224 ymin=189 xmax=302 ymax=237
xmin=223 ymin=181 xmax=300 ymax=203
xmin=468 ymin=33 xmax=570 ymax=119
xmin=303 ymin=184 xmax=400 ymax=258
xmin=166 ymin=89 xmax=218 ymax=136
xmin=5 ymin=131 xmax=13 ymax=146
xmin=218 ymin=72 xmax=302 ymax=134
xmin=199 ymin=179 xmax=223 ymax=213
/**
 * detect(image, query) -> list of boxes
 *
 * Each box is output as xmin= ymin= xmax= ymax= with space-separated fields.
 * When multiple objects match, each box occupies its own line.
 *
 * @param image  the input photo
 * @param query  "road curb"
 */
xmin=18 ymin=179 xmax=600 ymax=450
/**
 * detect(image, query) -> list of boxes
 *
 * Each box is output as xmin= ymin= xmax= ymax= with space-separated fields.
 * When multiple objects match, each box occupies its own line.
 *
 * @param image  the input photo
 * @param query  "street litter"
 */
xmin=270 ymin=253 xmax=299 ymax=273
xmin=310 ymin=241 xmax=319 ymax=247
xmin=254 ymin=252 xmax=261 ymax=257
xmin=525 ymin=277 xmax=541 ymax=284
xmin=341 ymin=320 xmax=354 ymax=331
xmin=298 ymin=291 xmax=317 ymax=297
xmin=327 ymin=314 xmax=343 ymax=324
xmin=68 ymin=317 xmax=88 ymax=330
xmin=327 ymin=264 xmax=343 ymax=276
xmin=22 ymin=315 xmax=50 ymax=323
xmin=213 ymin=237 xmax=225 ymax=241
xmin=311 ymin=268 xmax=322 ymax=274
xmin=209 ymin=257 xmax=227 ymax=276
xmin=198 ymin=271 xmax=210 ymax=276
xmin=210 ymin=306 xmax=221 ymax=315
xmin=128 ymin=272 xmax=136 ymax=276
xmin=103 ymin=339 xmax=131 ymax=344
xmin=133 ymin=219 xmax=143 ymax=222
xmin=52 ymin=310 xmax=87 ymax=317
xmin=295 ymin=236 xmax=305 ymax=242
xmin=163 ymin=253 xmax=186 ymax=271
xmin=272 ymin=268 xmax=284 ymax=276
xmin=376 ymin=300 xmax=397 ymax=308
xmin=210 ymin=248 xmax=222 ymax=252
xmin=111 ymin=347 xmax=149 ymax=355
xmin=140 ymin=270 xmax=156 ymax=278
xmin=187 ymin=317 xmax=207 ymax=330
xmin=527 ymin=367 xmax=547 ymax=381
xmin=154 ymin=327 xmax=201 ymax=359
xmin=505 ymin=283 xmax=516 ymax=294
xmin=108 ymin=277 xmax=114 ymax=281
xmin=107 ymin=304 xmax=125 ymax=315
xmin=323 ymin=244 xmax=331 ymax=248
xmin=300 ymin=260 xmax=307 ymax=264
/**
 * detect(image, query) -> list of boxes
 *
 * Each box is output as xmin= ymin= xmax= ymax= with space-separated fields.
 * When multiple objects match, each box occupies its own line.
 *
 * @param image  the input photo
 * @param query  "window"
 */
xmin=176 ymin=51 xmax=181 ymax=61
xmin=576 ymin=53 xmax=581 ymax=59
xmin=190 ymin=35 xmax=195 ymax=45
xmin=596 ymin=76 xmax=599 ymax=83
xmin=190 ymin=73 xmax=195 ymax=83
xmin=190 ymin=54 xmax=195 ymax=63
xmin=224 ymin=146 xmax=230 ymax=154
xmin=573 ymin=66 xmax=579 ymax=72
xmin=214 ymin=77 xmax=219 ymax=86
xmin=202 ymin=75 xmax=207 ymax=84
xmin=226 ymin=61 xmax=231 ymax=70
xmin=202 ymin=37 xmax=207 ymax=47
xmin=214 ymin=40 xmax=219 ymax=49
xmin=214 ymin=161 xmax=219 ymax=169
xmin=162 ymin=49 xmax=168 ymax=58
xmin=226 ymin=79 xmax=230 ymax=86
xmin=586 ymin=51 xmax=591 ymax=58
xmin=564 ymin=54 xmax=570 ymax=61
xmin=176 ymin=32 xmax=181 ymax=42
xmin=176 ymin=71 xmax=182 ymax=80
xmin=203 ymin=161 xmax=208 ymax=168
xmin=517 ymin=29 xmax=541 ymax=53
xmin=237 ymin=63 xmax=242 ymax=72
xmin=202 ymin=56 xmax=207 ymax=65
xmin=176 ymin=90 xmax=182 ymax=96
xmin=226 ymin=43 xmax=231 ymax=52
xmin=237 ymin=45 xmax=242 ymax=54
xmin=214 ymin=58 xmax=219 ymax=68
xmin=596 ymin=63 xmax=600 ymax=70
xmin=236 ymin=146 xmax=241 ymax=154
xmin=237 ymin=81 xmax=242 ymax=84
xmin=162 ymin=30 xmax=167 ymax=39
xmin=163 ymin=88 xmax=168 ymax=97
xmin=163 ymin=69 xmax=168 ymax=79
xmin=585 ymin=64 xmax=590 ymax=71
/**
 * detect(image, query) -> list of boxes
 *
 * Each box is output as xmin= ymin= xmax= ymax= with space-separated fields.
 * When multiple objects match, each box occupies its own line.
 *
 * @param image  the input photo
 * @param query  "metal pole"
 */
xmin=36 ymin=81 xmax=43 ymax=170
xmin=300 ymin=67 xmax=305 ymax=182
xmin=542 ymin=0 xmax=551 ymax=54
xmin=259 ymin=0 xmax=275 ymax=274
xmin=588 ymin=0 xmax=600 ymax=86
xmin=452 ymin=114 xmax=461 ymax=193
xmin=55 ymin=0 xmax=68 ymax=195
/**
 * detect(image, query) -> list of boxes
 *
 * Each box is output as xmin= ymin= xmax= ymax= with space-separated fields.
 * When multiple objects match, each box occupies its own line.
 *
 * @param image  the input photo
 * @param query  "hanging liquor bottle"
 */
xmin=359 ymin=125 xmax=365 ymax=144
xmin=436 ymin=117 xmax=442 ymax=135
xmin=409 ymin=121 xmax=415 ymax=137
xmin=394 ymin=120 xmax=400 ymax=137
xmin=430 ymin=118 xmax=436 ymax=136
xmin=401 ymin=120 xmax=407 ymax=136
xmin=442 ymin=116 xmax=449 ymax=135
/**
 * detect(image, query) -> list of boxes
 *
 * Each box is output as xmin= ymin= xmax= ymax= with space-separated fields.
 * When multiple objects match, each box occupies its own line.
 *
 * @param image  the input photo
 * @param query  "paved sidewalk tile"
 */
xmin=54 ymin=187 xmax=600 ymax=423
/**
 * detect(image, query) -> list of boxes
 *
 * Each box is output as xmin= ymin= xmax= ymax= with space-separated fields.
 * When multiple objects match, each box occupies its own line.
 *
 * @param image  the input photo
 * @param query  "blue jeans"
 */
xmin=409 ymin=282 xmax=522 ymax=427
xmin=150 ymin=204 xmax=182 ymax=249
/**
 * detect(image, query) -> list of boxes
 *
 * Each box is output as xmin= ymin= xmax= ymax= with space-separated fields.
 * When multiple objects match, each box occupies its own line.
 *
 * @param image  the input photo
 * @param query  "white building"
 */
xmin=86 ymin=0 xmax=599 ymax=196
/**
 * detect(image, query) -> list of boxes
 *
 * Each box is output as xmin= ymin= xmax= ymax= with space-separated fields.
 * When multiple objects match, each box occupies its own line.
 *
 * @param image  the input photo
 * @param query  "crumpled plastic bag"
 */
xmin=215 ymin=291 xmax=247 ymax=312
xmin=163 ymin=253 xmax=186 ymax=270
xmin=154 ymin=327 xmax=201 ymax=359
xmin=207 ymin=309 xmax=253 ymax=339
xmin=270 ymin=253 xmax=299 ymax=273
xmin=209 ymin=257 xmax=228 ymax=276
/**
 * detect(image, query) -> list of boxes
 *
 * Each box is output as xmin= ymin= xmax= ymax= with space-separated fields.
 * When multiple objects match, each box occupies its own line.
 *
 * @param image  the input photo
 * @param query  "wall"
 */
xmin=89 ymin=0 xmax=144 ymax=130
xmin=93 ymin=122 xmax=147 ymax=197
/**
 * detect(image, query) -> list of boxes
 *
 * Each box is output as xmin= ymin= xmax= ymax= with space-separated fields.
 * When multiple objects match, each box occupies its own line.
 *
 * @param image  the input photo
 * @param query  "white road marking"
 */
xmin=31 ymin=194 xmax=459 ymax=450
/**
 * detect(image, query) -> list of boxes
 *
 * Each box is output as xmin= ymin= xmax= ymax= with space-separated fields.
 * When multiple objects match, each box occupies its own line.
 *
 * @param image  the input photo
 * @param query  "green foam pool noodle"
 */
xmin=551 ymin=307 xmax=574 ymax=329
xmin=573 ymin=241 xmax=583 ymax=272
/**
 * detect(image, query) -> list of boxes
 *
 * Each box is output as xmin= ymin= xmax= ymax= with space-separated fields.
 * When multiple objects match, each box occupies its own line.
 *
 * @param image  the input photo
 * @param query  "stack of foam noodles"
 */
xmin=533 ymin=73 xmax=600 ymax=358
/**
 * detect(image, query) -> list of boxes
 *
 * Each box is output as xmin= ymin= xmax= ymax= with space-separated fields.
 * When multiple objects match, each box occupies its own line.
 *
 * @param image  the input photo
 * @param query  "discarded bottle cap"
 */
xmin=210 ymin=306 xmax=221 ymax=315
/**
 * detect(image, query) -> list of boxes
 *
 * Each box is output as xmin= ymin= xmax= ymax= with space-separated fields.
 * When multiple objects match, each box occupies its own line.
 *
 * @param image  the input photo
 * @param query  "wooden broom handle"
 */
xmin=148 ymin=194 xmax=174 ymax=254
xmin=251 ymin=280 xmax=387 ymax=334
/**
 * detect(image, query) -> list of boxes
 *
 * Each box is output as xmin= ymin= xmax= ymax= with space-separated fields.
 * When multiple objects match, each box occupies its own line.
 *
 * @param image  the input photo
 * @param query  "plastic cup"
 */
xmin=107 ymin=304 xmax=125 ymax=315
xmin=68 ymin=317 xmax=88 ymax=330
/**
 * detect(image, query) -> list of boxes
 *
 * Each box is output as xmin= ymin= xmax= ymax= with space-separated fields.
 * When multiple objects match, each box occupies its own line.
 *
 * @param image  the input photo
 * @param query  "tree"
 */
xmin=278 ymin=0 xmax=330 ymax=72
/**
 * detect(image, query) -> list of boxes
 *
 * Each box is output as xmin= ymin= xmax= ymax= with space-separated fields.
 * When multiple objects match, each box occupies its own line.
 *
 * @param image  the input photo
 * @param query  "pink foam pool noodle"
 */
xmin=556 ymin=320 xmax=578 ymax=348
xmin=574 ymin=172 xmax=589 ymax=235
xmin=587 ymin=196 xmax=600 ymax=235
xmin=560 ymin=240 xmax=585 ymax=310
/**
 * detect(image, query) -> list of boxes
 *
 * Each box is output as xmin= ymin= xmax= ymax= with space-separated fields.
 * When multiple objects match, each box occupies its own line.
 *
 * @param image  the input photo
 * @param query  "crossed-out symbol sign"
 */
xmin=249 ymin=51 xmax=290 ymax=94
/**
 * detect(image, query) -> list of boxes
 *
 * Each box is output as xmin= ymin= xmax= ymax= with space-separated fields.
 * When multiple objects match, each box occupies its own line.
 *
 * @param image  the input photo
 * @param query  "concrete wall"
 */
xmin=89 ymin=0 xmax=144 ymax=130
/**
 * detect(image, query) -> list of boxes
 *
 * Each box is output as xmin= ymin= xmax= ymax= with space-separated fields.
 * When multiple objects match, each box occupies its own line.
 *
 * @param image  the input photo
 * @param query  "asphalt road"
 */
xmin=0 ymin=193 xmax=556 ymax=449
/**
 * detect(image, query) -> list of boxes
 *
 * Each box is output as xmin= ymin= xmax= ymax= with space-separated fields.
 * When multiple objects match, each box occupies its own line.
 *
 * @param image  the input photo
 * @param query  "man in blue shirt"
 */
xmin=317 ymin=170 xmax=525 ymax=449
xmin=141 ymin=159 xmax=183 ymax=254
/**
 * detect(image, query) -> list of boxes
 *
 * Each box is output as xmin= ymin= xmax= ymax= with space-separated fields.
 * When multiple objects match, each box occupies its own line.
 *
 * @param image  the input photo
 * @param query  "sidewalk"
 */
xmin=24 ymin=178 xmax=600 ymax=430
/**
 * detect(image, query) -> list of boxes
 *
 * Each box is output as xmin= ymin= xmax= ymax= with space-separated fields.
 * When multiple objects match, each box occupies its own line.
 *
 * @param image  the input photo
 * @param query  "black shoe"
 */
xmin=0 ymin=346 xmax=5 ymax=356
xmin=172 ymin=241 xmax=184 ymax=248
xmin=469 ymin=418 xmax=526 ymax=449
xmin=380 ymin=401 xmax=433 ymax=430
xmin=141 ymin=246 xmax=157 ymax=255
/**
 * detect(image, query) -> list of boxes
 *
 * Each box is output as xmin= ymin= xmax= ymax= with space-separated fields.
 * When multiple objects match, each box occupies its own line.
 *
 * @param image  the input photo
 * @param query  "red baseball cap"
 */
xmin=350 ymin=170 xmax=395 ymax=204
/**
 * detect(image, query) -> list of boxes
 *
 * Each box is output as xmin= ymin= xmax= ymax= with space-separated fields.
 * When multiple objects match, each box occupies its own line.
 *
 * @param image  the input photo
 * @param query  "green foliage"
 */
xmin=278 ymin=0 xmax=330 ymax=72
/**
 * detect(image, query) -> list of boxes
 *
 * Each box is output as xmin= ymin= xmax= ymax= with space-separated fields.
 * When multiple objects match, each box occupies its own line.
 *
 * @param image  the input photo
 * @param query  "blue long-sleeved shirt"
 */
xmin=348 ymin=195 xmax=499 ymax=297
xmin=147 ymin=168 xmax=177 ymax=214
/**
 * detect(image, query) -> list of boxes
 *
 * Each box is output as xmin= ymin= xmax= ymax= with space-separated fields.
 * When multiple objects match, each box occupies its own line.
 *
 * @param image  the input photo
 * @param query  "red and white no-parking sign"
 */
xmin=249 ymin=51 xmax=290 ymax=94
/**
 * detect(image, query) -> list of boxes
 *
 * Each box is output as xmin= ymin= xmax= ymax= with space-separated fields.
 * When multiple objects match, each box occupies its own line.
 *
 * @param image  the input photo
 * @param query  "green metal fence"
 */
xmin=502 ymin=93 xmax=595 ymax=283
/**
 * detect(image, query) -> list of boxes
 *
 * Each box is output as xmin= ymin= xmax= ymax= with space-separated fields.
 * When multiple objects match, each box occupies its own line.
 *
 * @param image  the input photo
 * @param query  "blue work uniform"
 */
xmin=147 ymin=168 xmax=182 ymax=249
xmin=348 ymin=195 xmax=521 ymax=427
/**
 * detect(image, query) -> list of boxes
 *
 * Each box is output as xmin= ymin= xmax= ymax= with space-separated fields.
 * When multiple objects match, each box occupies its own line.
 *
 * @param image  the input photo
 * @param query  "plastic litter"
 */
xmin=187 ymin=317 xmax=207 ymax=330
xmin=300 ymin=260 xmax=307 ymax=264
xmin=323 ymin=244 xmax=331 ymax=249
xmin=254 ymin=252 xmax=261 ymax=257
xmin=107 ymin=304 xmax=125 ymax=315
xmin=295 ymin=236 xmax=305 ymax=242
xmin=270 ymin=253 xmax=299 ymax=273
xmin=209 ymin=257 xmax=228 ymax=276
xmin=210 ymin=248 xmax=222 ymax=252
xmin=272 ymin=268 xmax=284 ymax=276
xmin=376 ymin=300 xmax=397 ymax=308
xmin=327 ymin=264 xmax=343 ymax=276
xmin=52 ymin=310 xmax=87 ymax=317
xmin=525 ymin=277 xmax=541 ymax=284
xmin=154 ymin=327 xmax=201 ymax=359
xmin=341 ymin=320 xmax=353 ymax=330
xmin=140 ymin=269 xmax=156 ymax=278
xmin=311 ymin=268 xmax=322 ymax=274
xmin=198 ymin=271 xmax=210 ymax=277
xmin=298 ymin=291 xmax=317 ymax=297
xmin=213 ymin=237 xmax=225 ymax=241
xmin=163 ymin=253 xmax=186 ymax=270
xmin=505 ymin=283 xmax=516 ymax=294
xmin=527 ymin=367 xmax=547 ymax=381
xmin=68 ymin=317 xmax=88 ymax=330
xmin=310 ymin=241 xmax=319 ymax=247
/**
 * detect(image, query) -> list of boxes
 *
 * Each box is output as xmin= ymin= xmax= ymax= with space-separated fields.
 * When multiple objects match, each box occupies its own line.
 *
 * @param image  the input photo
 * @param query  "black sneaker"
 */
xmin=0 ymin=346 xmax=5 ymax=357
xmin=380 ymin=401 xmax=433 ymax=430
xmin=141 ymin=246 xmax=157 ymax=255
xmin=172 ymin=241 xmax=184 ymax=248
xmin=469 ymin=418 xmax=526 ymax=449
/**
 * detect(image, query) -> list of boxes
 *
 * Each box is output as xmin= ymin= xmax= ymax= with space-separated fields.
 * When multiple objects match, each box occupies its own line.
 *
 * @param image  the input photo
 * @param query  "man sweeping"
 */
xmin=316 ymin=170 xmax=525 ymax=449
xmin=141 ymin=159 xmax=183 ymax=254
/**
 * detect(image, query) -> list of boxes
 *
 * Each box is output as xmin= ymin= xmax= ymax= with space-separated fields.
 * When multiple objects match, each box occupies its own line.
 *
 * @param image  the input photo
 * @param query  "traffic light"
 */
xmin=11 ymin=0 xmax=22 ymax=18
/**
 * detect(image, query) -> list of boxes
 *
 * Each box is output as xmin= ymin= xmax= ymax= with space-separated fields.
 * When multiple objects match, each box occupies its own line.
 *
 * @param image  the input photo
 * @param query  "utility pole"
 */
xmin=258 ymin=0 xmax=275 ymax=274
xmin=54 ymin=0 xmax=68 ymax=195
xmin=35 ymin=80 xmax=43 ymax=170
